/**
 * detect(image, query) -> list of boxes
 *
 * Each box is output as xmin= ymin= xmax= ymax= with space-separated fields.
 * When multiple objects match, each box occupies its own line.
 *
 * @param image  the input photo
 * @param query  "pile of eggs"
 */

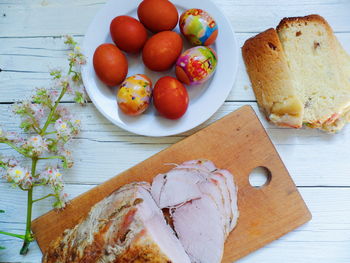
xmin=93 ymin=0 xmax=218 ymax=119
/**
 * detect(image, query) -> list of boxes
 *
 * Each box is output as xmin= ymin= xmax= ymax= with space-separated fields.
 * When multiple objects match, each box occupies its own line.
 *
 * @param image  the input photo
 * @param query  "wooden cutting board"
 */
xmin=32 ymin=105 xmax=311 ymax=262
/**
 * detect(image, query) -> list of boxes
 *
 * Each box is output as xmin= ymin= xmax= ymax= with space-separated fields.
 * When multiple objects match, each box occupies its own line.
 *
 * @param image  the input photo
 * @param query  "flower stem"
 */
xmin=43 ymin=131 xmax=56 ymax=136
xmin=32 ymin=194 xmax=55 ymax=203
xmin=39 ymin=155 xmax=67 ymax=168
xmin=0 ymin=231 xmax=25 ymax=240
xmin=40 ymin=85 xmax=67 ymax=135
xmin=3 ymin=141 xmax=29 ymax=157
xmin=20 ymin=158 xmax=37 ymax=255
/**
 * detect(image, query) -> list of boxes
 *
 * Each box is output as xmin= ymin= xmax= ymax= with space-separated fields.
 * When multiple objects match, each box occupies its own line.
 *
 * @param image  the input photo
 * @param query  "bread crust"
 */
xmin=277 ymin=14 xmax=332 ymax=33
xmin=242 ymin=28 xmax=303 ymax=128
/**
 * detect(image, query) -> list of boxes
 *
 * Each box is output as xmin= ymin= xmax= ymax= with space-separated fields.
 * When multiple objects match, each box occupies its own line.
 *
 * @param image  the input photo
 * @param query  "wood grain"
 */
xmin=31 ymin=106 xmax=311 ymax=262
xmin=1 ymin=0 xmax=349 ymax=37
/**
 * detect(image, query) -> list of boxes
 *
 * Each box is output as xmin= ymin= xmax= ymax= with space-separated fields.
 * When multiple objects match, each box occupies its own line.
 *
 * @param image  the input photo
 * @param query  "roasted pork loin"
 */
xmin=44 ymin=160 xmax=239 ymax=263
xmin=43 ymin=182 xmax=191 ymax=263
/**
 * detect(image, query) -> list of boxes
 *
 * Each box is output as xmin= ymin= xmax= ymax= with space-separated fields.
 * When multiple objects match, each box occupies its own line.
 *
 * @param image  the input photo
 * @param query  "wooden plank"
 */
xmin=1 ymin=102 xmax=350 ymax=187
xmin=1 ymin=187 xmax=349 ymax=262
xmin=1 ymin=32 xmax=350 ymax=102
xmin=30 ymin=106 xmax=311 ymax=262
xmin=0 ymin=0 xmax=350 ymax=37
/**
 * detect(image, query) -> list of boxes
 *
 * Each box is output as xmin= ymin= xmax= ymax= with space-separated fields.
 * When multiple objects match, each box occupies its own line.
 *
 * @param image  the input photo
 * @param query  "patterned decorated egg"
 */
xmin=179 ymin=8 xmax=218 ymax=46
xmin=117 ymin=74 xmax=152 ymax=116
xmin=175 ymin=46 xmax=218 ymax=85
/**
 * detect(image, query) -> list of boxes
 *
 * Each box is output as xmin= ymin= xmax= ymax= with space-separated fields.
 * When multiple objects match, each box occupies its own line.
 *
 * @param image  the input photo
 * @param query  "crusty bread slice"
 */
xmin=242 ymin=28 xmax=304 ymax=128
xmin=242 ymin=15 xmax=350 ymax=132
xmin=321 ymin=36 xmax=350 ymax=132
xmin=277 ymin=15 xmax=350 ymax=129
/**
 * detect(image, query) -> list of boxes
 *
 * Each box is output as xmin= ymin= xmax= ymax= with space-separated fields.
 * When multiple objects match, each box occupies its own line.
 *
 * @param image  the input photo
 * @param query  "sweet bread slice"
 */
xmin=321 ymin=36 xmax=350 ymax=132
xmin=277 ymin=15 xmax=350 ymax=129
xmin=242 ymin=15 xmax=350 ymax=132
xmin=242 ymin=28 xmax=304 ymax=128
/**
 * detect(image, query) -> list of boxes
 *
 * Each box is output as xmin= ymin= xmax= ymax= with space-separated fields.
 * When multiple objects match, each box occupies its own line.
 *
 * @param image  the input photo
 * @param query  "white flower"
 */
xmin=40 ymin=167 xmax=63 ymax=186
xmin=74 ymin=46 xmax=81 ymax=53
xmin=56 ymin=106 xmax=72 ymax=120
xmin=25 ymin=135 xmax=48 ymax=156
xmin=5 ymin=132 xmax=22 ymax=143
xmin=58 ymin=190 xmax=68 ymax=205
xmin=70 ymin=117 xmax=81 ymax=136
xmin=52 ymin=185 xmax=68 ymax=209
xmin=72 ymin=117 xmax=81 ymax=126
xmin=6 ymin=166 xmax=31 ymax=185
xmin=21 ymin=172 xmax=33 ymax=189
xmin=30 ymin=104 xmax=45 ymax=119
xmin=49 ymin=89 xmax=59 ymax=101
xmin=0 ymin=156 xmax=19 ymax=168
xmin=58 ymin=146 xmax=73 ymax=168
xmin=54 ymin=118 xmax=72 ymax=137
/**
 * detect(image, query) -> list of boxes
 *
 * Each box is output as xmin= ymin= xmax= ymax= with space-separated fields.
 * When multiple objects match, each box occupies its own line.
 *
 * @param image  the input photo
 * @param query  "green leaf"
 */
xmin=71 ymin=72 xmax=80 ymax=82
xmin=0 ymin=245 xmax=5 ymax=250
xmin=0 ymin=210 xmax=4 ymax=213
xmin=74 ymin=92 xmax=85 ymax=104
xmin=64 ymin=35 xmax=77 ymax=47
xmin=50 ymin=70 xmax=62 ymax=80
xmin=20 ymin=121 xmax=32 ymax=132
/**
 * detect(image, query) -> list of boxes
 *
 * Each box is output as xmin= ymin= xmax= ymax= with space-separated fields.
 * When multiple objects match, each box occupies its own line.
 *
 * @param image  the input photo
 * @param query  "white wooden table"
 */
xmin=1 ymin=0 xmax=350 ymax=262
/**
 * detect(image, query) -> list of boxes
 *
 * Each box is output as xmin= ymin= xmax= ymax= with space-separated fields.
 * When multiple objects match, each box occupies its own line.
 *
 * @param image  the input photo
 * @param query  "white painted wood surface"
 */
xmin=0 ymin=0 xmax=350 ymax=262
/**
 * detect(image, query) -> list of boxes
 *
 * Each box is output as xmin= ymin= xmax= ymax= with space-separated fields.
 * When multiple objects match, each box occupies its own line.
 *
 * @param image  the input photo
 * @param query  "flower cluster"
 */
xmin=0 ymin=36 xmax=85 ymax=254
xmin=2 ymin=162 xmax=32 ymax=190
xmin=54 ymin=117 xmax=81 ymax=142
xmin=0 ymin=156 xmax=19 ymax=178
xmin=1 ymin=37 xmax=85 ymax=221
xmin=38 ymin=167 xmax=67 ymax=208
xmin=22 ymin=136 xmax=48 ymax=157
xmin=39 ymin=167 xmax=63 ymax=186
xmin=0 ymin=128 xmax=23 ymax=144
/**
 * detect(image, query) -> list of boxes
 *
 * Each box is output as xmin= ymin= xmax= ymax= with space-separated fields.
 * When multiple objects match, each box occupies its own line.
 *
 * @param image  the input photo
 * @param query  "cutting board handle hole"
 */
xmin=249 ymin=166 xmax=271 ymax=188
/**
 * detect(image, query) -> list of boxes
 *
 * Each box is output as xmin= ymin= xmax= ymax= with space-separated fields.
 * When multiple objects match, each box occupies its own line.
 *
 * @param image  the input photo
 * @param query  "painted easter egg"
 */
xmin=179 ymin=8 xmax=218 ymax=46
xmin=175 ymin=46 xmax=218 ymax=85
xmin=117 ymin=74 xmax=152 ymax=116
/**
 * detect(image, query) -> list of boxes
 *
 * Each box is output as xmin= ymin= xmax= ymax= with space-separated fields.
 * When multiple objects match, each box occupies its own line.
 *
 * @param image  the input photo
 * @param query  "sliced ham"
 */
xmin=44 ymin=182 xmax=191 ymax=263
xmin=151 ymin=168 xmax=208 ymax=208
xmin=151 ymin=160 xmax=239 ymax=263
xmin=175 ymin=160 xmax=238 ymax=235
xmin=178 ymin=159 xmax=217 ymax=172
xmin=172 ymin=196 xmax=225 ymax=263
xmin=215 ymin=169 xmax=239 ymax=230
xmin=209 ymin=174 xmax=233 ymax=236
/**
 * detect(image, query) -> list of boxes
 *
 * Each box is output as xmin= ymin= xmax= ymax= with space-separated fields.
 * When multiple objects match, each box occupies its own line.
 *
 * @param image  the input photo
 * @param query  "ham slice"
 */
xmin=174 ymin=160 xmax=238 ymax=234
xmin=44 ymin=182 xmax=191 ymax=263
xmin=151 ymin=168 xmax=208 ymax=208
xmin=197 ymin=179 xmax=229 ymax=236
xmin=215 ymin=169 xmax=239 ymax=230
xmin=178 ymin=159 xmax=217 ymax=172
xmin=151 ymin=160 xmax=239 ymax=263
xmin=172 ymin=196 xmax=225 ymax=263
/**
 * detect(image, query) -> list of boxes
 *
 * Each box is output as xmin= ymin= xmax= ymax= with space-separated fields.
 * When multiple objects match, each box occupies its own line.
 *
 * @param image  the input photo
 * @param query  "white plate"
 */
xmin=82 ymin=0 xmax=238 ymax=137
